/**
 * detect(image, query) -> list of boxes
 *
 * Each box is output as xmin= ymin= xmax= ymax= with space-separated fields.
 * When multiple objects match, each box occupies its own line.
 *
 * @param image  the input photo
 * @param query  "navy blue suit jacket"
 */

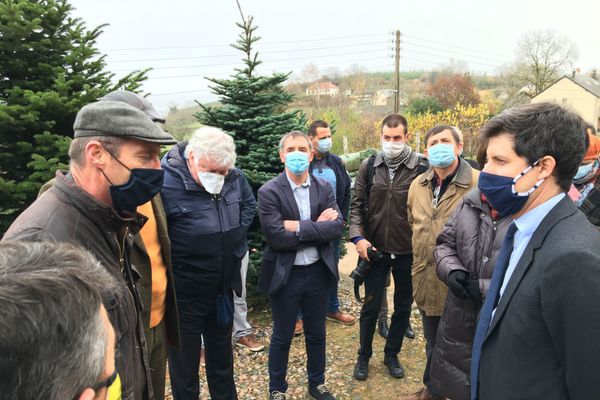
xmin=477 ymin=196 xmax=600 ymax=399
xmin=257 ymin=172 xmax=343 ymax=295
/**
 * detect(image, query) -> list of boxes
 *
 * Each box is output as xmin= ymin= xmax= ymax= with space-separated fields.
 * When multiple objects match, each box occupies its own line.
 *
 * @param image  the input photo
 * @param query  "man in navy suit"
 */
xmin=258 ymin=131 xmax=343 ymax=400
xmin=472 ymin=102 xmax=600 ymax=400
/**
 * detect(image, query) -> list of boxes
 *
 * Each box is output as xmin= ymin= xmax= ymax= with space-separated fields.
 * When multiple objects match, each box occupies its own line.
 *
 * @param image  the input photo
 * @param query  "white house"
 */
xmin=531 ymin=74 xmax=600 ymax=130
xmin=305 ymin=81 xmax=339 ymax=97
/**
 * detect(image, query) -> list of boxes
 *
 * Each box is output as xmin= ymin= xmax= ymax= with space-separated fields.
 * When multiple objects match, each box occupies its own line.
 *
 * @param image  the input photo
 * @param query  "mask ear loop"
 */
xmin=100 ymin=146 xmax=131 ymax=186
xmin=511 ymin=159 xmax=545 ymax=197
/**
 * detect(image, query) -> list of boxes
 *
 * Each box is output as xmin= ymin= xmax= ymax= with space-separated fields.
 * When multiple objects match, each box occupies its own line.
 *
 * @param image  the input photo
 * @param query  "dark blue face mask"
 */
xmin=478 ymin=160 xmax=545 ymax=217
xmin=102 ymin=151 xmax=164 ymax=214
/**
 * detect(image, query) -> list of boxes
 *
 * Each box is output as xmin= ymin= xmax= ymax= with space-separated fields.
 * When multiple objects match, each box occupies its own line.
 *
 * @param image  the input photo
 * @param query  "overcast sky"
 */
xmin=69 ymin=0 xmax=598 ymax=113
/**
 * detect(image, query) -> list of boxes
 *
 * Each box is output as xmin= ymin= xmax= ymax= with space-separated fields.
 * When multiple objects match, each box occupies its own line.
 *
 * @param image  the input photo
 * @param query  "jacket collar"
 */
xmin=418 ymin=158 xmax=473 ymax=187
xmin=277 ymin=172 xmax=301 ymax=220
xmin=485 ymin=195 xmax=577 ymax=340
xmin=53 ymin=171 xmax=146 ymax=235
xmin=163 ymin=142 xmax=240 ymax=194
xmin=277 ymin=172 xmax=319 ymax=221
xmin=463 ymin=188 xmax=486 ymax=210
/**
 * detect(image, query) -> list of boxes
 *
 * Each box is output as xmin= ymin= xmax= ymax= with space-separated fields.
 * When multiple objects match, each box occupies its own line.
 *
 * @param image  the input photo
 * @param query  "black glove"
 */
xmin=447 ymin=270 xmax=469 ymax=299
xmin=463 ymin=279 xmax=482 ymax=306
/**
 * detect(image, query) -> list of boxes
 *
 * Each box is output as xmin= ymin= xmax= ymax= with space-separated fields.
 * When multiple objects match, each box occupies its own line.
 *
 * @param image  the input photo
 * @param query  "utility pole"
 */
xmin=393 ymin=30 xmax=401 ymax=113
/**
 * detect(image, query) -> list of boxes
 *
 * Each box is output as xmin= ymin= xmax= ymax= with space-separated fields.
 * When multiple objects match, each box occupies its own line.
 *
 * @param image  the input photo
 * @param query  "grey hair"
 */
xmin=0 ymin=241 xmax=116 ymax=400
xmin=452 ymin=126 xmax=464 ymax=143
xmin=185 ymin=126 xmax=237 ymax=169
xmin=278 ymin=130 xmax=313 ymax=151
xmin=68 ymin=135 xmax=127 ymax=167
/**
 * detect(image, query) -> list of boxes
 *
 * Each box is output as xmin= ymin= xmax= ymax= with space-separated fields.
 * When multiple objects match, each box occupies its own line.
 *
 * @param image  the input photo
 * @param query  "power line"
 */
xmin=401 ymin=49 xmax=503 ymax=69
xmin=108 ymin=41 xmax=387 ymax=65
xmin=139 ymin=51 xmax=389 ymax=78
xmin=402 ymin=41 xmax=508 ymax=64
xmin=105 ymin=32 xmax=388 ymax=52
xmin=402 ymin=33 xmax=511 ymax=59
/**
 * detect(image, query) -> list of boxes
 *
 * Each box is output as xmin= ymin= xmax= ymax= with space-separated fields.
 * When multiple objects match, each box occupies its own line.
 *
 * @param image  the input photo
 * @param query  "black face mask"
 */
xmin=101 ymin=150 xmax=164 ymax=214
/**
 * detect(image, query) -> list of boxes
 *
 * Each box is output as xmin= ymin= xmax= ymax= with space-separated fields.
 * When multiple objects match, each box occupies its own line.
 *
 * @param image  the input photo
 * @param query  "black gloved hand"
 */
xmin=463 ymin=279 xmax=482 ymax=306
xmin=447 ymin=270 xmax=469 ymax=299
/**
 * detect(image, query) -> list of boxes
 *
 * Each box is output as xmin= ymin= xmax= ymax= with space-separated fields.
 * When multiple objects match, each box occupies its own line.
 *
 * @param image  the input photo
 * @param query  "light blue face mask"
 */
xmin=317 ymin=137 xmax=332 ymax=154
xmin=427 ymin=143 xmax=456 ymax=168
xmin=574 ymin=161 xmax=598 ymax=181
xmin=285 ymin=151 xmax=310 ymax=175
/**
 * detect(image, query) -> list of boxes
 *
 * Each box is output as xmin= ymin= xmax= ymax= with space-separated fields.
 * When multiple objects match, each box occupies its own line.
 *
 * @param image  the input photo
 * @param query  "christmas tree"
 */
xmin=196 ymin=14 xmax=306 ymax=300
xmin=0 ymin=0 xmax=148 ymax=232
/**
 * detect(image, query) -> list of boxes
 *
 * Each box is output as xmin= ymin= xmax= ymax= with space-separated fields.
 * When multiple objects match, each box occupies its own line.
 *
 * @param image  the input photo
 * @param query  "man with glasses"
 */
xmin=3 ymin=100 xmax=177 ymax=400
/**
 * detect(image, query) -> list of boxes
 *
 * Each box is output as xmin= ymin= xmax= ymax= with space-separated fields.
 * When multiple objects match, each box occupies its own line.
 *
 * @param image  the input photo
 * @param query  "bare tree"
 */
xmin=515 ymin=29 xmax=578 ymax=96
xmin=300 ymin=63 xmax=321 ymax=83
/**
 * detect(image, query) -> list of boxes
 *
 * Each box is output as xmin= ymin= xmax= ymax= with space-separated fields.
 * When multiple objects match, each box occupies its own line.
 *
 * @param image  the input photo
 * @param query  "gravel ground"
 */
xmin=164 ymin=244 xmax=426 ymax=399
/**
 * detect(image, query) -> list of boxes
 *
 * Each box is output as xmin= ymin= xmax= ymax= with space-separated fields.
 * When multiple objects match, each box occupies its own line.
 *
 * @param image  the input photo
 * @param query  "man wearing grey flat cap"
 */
xmin=102 ymin=90 xmax=166 ymax=123
xmin=3 ymin=99 xmax=177 ymax=400
xmin=100 ymin=91 xmax=181 ymax=400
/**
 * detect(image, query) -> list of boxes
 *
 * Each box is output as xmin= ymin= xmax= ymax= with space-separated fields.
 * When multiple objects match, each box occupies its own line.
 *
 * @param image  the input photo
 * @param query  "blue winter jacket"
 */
xmin=160 ymin=143 xmax=256 ymax=296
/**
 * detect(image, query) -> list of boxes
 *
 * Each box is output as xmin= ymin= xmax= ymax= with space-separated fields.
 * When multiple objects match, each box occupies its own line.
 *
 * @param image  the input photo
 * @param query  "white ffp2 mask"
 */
xmin=198 ymin=171 xmax=225 ymax=194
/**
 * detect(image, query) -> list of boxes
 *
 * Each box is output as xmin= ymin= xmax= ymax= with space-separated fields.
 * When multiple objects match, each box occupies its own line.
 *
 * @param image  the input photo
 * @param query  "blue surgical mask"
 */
xmin=478 ymin=160 xmax=544 ymax=217
xmin=574 ymin=161 xmax=598 ymax=182
xmin=285 ymin=151 xmax=310 ymax=176
xmin=317 ymin=138 xmax=332 ymax=154
xmin=427 ymin=144 xmax=456 ymax=168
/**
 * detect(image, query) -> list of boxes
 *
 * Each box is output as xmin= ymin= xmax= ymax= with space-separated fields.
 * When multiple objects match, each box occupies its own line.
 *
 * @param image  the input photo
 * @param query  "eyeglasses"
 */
xmin=93 ymin=370 xmax=118 ymax=391
xmin=431 ymin=185 xmax=441 ymax=210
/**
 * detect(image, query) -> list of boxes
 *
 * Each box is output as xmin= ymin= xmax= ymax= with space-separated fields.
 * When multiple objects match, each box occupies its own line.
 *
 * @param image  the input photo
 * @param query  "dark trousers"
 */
xmin=298 ymin=240 xmax=340 ymax=319
xmin=167 ymin=300 xmax=236 ymax=400
xmin=145 ymin=319 xmax=167 ymax=400
xmin=420 ymin=310 xmax=441 ymax=395
xmin=358 ymin=253 xmax=413 ymax=359
xmin=378 ymin=271 xmax=392 ymax=322
xmin=269 ymin=260 xmax=331 ymax=392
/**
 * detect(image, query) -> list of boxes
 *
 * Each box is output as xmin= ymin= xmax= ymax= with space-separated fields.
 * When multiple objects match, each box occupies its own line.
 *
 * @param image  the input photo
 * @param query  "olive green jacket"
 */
xmin=407 ymin=160 xmax=479 ymax=316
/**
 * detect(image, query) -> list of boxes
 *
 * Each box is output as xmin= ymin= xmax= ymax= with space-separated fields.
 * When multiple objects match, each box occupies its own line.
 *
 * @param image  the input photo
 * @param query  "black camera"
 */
xmin=350 ymin=247 xmax=383 ymax=303
xmin=350 ymin=247 xmax=382 ymax=283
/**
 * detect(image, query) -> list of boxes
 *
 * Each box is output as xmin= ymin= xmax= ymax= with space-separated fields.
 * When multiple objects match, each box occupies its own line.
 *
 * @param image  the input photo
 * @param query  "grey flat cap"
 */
xmin=73 ymin=101 xmax=177 ymax=145
xmin=101 ymin=90 xmax=165 ymax=123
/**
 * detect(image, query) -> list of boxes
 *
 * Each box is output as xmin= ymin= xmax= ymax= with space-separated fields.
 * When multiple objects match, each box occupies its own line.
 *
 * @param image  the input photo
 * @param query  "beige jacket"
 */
xmin=407 ymin=160 xmax=479 ymax=316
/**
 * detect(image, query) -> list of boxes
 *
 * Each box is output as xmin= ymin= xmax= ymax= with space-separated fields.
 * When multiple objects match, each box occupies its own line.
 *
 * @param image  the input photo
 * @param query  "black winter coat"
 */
xmin=429 ymin=188 xmax=511 ymax=400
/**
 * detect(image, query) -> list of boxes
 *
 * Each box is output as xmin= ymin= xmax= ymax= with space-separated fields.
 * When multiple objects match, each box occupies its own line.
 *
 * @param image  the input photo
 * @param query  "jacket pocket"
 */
xmin=223 ymin=192 xmax=241 ymax=228
xmin=171 ymin=200 xmax=220 ymax=236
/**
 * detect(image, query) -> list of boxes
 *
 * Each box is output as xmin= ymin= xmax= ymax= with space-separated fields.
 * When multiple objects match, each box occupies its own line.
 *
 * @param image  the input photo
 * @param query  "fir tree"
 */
xmin=196 ymin=15 xmax=306 ymax=298
xmin=0 ymin=0 xmax=148 ymax=231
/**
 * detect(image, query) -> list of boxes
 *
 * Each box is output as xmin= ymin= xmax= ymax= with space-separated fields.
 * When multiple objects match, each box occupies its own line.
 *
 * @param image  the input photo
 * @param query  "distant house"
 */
xmin=306 ymin=81 xmax=339 ymax=97
xmin=531 ymin=74 xmax=600 ymax=130
xmin=372 ymin=89 xmax=395 ymax=106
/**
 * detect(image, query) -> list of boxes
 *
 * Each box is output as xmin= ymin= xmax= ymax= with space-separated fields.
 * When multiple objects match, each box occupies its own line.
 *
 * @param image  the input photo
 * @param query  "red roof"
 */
xmin=308 ymin=81 xmax=338 ymax=90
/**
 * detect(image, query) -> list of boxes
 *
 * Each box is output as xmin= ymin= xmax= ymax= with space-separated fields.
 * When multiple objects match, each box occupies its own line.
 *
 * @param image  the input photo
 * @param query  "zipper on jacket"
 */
xmin=384 ymin=168 xmax=393 ymax=250
xmin=214 ymin=194 xmax=224 ymax=231
xmin=119 ymin=226 xmax=144 ymax=313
